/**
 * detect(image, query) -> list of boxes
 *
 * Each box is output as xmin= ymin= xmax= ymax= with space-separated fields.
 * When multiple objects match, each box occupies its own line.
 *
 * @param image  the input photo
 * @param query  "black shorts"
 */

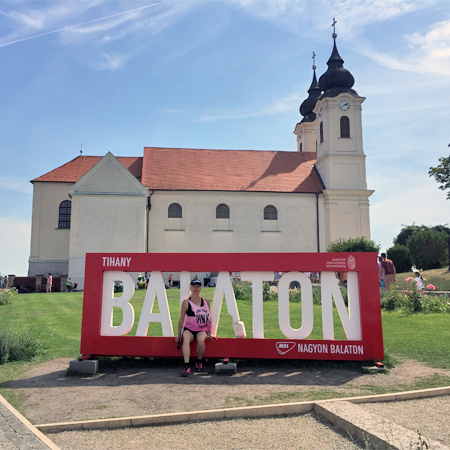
xmin=183 ymin=328 xmax=207 ymax=340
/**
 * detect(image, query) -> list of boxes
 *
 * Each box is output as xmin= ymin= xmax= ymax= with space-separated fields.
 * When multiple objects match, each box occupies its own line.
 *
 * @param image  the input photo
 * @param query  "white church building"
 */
xmin=28 ymin=33 xmax=373 ymax=290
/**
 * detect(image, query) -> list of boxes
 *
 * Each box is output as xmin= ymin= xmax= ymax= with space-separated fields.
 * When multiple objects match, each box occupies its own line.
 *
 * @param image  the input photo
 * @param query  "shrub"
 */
xmin=0 ymin=327 xmax=44 ymax=364
xmin=0 ymin=288 xmax=18 ymax=305
xmin=327 ymin=236 xmax=380 ymax=253
xmin=386 ymin=244 xmax=412 ymax=274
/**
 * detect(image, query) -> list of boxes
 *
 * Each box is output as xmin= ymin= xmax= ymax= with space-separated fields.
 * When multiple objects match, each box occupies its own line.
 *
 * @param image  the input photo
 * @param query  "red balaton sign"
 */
xmin=80 ymin=252 xmax=384 ymax=361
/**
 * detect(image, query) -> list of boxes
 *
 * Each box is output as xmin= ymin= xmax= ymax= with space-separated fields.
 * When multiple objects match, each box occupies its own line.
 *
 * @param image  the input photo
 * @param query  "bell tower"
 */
xmin=313 ymin=19 xmax=373 ymax=246
xmin=294 ymin=52 xmax=320 ymax=153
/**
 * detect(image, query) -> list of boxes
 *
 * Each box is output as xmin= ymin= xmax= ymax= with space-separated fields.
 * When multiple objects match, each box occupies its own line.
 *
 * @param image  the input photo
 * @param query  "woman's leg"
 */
xmin=196 ymin=331 xmax=208 ymax=360
xmin=182 ymin=329 xmax=194 ymax=363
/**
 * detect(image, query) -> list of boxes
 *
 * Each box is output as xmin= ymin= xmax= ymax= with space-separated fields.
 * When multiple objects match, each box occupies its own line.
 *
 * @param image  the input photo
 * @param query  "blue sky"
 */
xmin=1 ymin=0 xmax=449 ymax=277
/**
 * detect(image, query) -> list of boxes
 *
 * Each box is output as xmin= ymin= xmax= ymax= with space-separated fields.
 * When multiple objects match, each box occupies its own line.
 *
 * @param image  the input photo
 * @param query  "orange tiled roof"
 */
xmin=31 ymin=156 xmax=143 ymax=182
xmin=32 ymin=148 xmax=322 ymax=193
xmin=142 ymin=147 xmax=322 ymax=193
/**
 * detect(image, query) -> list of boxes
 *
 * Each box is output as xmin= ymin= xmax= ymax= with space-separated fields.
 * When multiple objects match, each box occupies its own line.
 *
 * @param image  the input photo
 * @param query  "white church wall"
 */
xmin=147 ymin=191 xmax=322 ymax=254
xmin=28 ymin=181 xmax=72 ymax=276
xmin=323 ymin=189 xmax=372 ymax=248
xmin=68 ymin=194 xmax=147 ymax=289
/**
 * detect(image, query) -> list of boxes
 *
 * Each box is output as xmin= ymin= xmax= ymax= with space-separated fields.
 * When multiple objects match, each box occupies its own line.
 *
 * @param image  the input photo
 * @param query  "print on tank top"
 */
xmin=184 ymin=298 xmax=211 ymax=332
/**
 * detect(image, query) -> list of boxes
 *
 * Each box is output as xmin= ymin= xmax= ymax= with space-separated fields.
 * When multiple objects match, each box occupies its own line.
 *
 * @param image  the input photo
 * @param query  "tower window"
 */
xmin=320 ymin=122 xmax=324 ymax=143
xmin=168 ymin=203 xmax=182 ymax=218
xmin=58 ymin=200 xmax=71 ymax=229
xmin=340 ymin=116 xmax=350 ymax=138
xmin=300 ymin=143 xmax=303 ymax=152
xmin=216 ymin=203 xmax=230 ymax=219
xmin=264 ymin=205 xmax=277 ymax=220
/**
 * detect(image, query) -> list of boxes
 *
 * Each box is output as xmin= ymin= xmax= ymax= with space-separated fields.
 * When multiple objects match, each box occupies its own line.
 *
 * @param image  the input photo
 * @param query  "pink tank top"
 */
xmin=184 ymin=298 xmax=211 ymax=332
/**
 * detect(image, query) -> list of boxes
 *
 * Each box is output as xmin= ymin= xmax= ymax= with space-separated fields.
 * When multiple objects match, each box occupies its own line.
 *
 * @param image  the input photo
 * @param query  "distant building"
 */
xmin=28 ymin=32 xmax=372 ymax=289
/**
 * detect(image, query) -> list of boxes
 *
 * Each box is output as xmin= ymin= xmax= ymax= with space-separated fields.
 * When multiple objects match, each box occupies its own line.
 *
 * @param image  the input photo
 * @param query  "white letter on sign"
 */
xmin=136 ymin=271 xmax=173 ymax=337
xmin=210 ymin=271 xmax=246 ymax=338
xmin=101 ymin=271 xmax=135 ymax=336
xmin=241 ymin=272 xmax=274 ymax=339
xmin=321 ymin=272 xmax=361 ymax=340
xmin=278 ymin=272 xmax=313 ymax=339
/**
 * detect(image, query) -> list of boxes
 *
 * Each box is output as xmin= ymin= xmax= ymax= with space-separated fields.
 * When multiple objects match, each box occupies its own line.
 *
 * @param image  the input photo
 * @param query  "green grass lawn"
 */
xmin=0 ymin=288 xmax=450 ymax=366
xmin=1 ymin=288 xmax=449 ymax=388
xmin=394 ymin=267 xmax=450 ymax=291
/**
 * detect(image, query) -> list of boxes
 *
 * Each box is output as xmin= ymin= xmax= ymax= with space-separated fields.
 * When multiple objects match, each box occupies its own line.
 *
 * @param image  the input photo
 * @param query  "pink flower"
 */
xmin=405 ymin=277 xmax=413 ymax=282
xmin=427 ymin=284 xmax=436 ymax=290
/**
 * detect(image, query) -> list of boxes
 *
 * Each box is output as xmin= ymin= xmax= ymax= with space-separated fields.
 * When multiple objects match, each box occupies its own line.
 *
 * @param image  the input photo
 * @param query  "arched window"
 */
xmin=320 ymin=122 xmax=324 ymax=143
xmin=300 ymin=143 xmax=303 ymax=152
xmin=216 ymin=204 xmax=230 ymax=219
xmin=58 ymin=200 xmax=71 ymax=229
xmin=340 ymin=116 xmax=350 ymax=138
xmin=168 ymin=203 xmax=182 ymax=218
xmin=264 ymin=205 xmax=277 ymax=220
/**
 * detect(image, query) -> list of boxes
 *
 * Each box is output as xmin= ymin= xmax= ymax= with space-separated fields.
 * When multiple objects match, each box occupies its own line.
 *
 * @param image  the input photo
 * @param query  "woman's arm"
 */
xmin=176 ymin=300 xmax=188 ymax=342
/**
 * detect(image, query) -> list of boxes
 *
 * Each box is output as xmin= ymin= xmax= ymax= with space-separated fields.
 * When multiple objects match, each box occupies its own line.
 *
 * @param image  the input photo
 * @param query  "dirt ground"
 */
xmin=2 ymin=358 xmax=450 ymax=426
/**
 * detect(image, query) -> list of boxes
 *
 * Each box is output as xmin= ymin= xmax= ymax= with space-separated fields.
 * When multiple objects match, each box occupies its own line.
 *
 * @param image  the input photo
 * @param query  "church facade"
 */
xmin=28 ymin=33 xmax=373 ymax=289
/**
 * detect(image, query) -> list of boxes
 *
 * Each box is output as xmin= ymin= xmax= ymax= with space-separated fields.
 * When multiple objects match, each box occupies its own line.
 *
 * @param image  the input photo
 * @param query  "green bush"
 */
xmin=0 ymin=288 xmax=18 ymax=305
xmin=0 ymin=328 xmax=44 ymax=364
xmin=380 ymin=285 xmax=450 ymax=314
xmin=327 ymin=236 xmax=380 ymax=253
xmin=386 ymin=244 xmax=412 ymax=274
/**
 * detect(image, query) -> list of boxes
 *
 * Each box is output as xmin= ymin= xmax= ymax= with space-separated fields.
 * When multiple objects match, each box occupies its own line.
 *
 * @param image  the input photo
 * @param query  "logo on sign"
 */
xmin=348 ymin=255 xmax=356 ymax=270
xmin=276 ymin=341 xmax=296 ymax=355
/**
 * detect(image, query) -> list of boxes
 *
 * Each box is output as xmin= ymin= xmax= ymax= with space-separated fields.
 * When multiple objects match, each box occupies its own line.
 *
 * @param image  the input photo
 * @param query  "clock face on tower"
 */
xmin=338 ymin=100 xmax=350 ymax=111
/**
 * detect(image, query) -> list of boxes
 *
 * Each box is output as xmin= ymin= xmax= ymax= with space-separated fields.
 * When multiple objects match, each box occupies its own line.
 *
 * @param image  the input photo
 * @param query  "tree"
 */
xmin=429 ymin=155 xmax=450 ymax=200
xmin=327 ymin=236 xmax=380 ymax=253
xmin=393 ymin=224 xmax=429 ymax=246
xmin=407 ymin=228 xmax=448 ymax=270
xmin=386 ymin=244 xmax=412 ymax=273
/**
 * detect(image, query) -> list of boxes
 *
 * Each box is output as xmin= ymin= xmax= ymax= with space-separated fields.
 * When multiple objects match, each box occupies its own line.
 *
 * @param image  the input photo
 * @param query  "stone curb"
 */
xmin=314 ymin=400 xmax=449 ymax=450
xmin=0 ymin=394 xmax=61 ymax=450
xmin=36 ymin=385 xmax=450 ymax=434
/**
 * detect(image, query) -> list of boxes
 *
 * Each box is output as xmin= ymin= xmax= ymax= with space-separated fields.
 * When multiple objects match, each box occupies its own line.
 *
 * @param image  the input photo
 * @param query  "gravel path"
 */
xmin=49 ymin=412 xmax=364 ymax=450
xmin=361 ymin=395 xmax=450 ymax=447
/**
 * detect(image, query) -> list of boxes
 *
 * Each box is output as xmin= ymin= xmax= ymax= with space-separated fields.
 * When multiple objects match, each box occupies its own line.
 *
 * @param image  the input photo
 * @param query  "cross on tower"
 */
xmin=312 ymin=51 xmax=316 ymax=70
xmin=332 ymin=18 xmax=337 ymax=38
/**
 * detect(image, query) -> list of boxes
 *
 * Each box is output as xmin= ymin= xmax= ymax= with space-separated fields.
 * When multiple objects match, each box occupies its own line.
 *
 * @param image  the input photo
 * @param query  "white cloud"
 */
xmin=369 ymin=175 xmax=449 ymax=252
xmin=94 ymin=52 xmax=128 ymax=70
xmin=0 ymin=176 xmax=33 ymax=194
xmin=196 ymin=93 xmax=300 ymax=122
xmin=0 ymin=215 xmax=31 ymax=276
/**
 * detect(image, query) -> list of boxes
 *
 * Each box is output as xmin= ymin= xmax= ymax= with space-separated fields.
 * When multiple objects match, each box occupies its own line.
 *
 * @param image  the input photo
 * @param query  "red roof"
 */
xmin=33 ymin=148 xmax=322 ymax=193
xmin=142 ymin=147 xmax=322 ymax=193
xmin=32 ymin=156 xmax=142 ymax=182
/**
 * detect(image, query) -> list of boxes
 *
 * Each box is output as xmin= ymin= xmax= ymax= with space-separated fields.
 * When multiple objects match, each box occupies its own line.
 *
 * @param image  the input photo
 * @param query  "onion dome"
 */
xmin=319 ymin=28 xmax=356 ymax=97
xmin=299 ymin=56 xmax=322 ymax=123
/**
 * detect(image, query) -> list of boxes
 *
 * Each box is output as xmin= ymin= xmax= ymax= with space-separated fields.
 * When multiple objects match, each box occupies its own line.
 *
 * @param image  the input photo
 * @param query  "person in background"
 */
xmin=176 ymin=278 xmax=214 ymax=377
xmin=378 ymin=256 xmax=385 ymax=289
xmin=46 ymin=273 xmax=53 ymax=293
xmin=380 ymin=253 xmax=396 ymax=291
xmin=414 ymin=271 xmax=424 ymax=290
xmin=66 ymin=278 xmax=73 ymax=292
xmin=169 ymin=274 xmax=173 ymax=288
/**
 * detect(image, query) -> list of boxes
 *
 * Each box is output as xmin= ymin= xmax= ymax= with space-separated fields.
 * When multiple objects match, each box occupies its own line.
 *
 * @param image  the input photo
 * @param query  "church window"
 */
xmin=216 ymin=204 xmax=230 ymax=219
xmin=300 ymin=143 xmax=303 ymax=152
xmin=340 ymin=116 xmax=350 ymax=138
xmin=58 ymin=200 xmax=71 ymax=229
xmin=320 ymin=122 xmax=324 ymax=143
xmin=168 ymin=203 xmax=182 ymax=218
xmin=264 ymin=205 xmax=277 ymax=220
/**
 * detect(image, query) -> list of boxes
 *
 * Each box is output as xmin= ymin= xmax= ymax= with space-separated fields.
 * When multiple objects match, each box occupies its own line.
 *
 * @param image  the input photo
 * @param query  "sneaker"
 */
xmin=181 ymin=367 xmax=191 ymax=377
xmin=195 ymin=361 xmax=203 ymax=373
